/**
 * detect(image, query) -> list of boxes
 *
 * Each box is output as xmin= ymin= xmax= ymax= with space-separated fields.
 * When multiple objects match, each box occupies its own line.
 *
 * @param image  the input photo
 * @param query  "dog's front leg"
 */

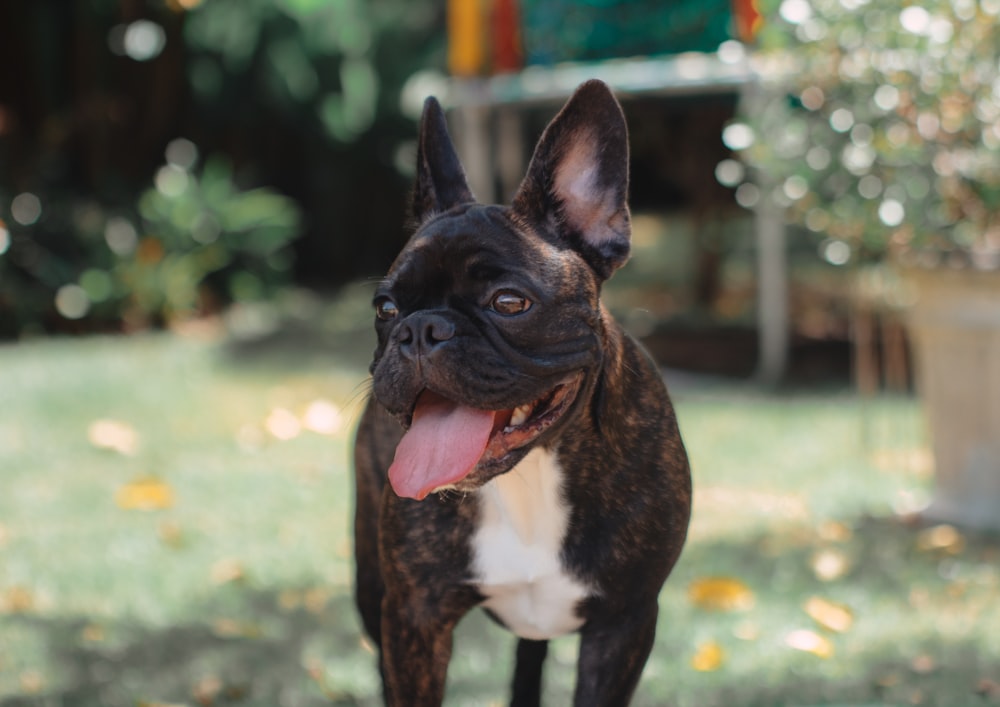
xmin=380 ymin=588 xmax=459 ymax=707
xmin=572 ymin=601 xmax=659 ymax=707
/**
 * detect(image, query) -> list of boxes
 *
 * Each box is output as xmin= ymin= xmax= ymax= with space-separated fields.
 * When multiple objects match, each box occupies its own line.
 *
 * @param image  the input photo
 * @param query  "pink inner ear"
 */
xmin=553 ymin=138 xmax=623 ymax=245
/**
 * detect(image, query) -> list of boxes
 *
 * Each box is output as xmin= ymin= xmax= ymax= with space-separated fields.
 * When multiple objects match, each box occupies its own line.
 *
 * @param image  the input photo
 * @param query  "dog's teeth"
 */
xmin=509 ymin=404 xmax=531 ymax=428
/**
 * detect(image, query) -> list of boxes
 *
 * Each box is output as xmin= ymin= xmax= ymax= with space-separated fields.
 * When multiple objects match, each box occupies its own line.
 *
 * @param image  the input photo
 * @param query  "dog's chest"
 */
xmin=470 ymin=448 xmax=589 ymax=641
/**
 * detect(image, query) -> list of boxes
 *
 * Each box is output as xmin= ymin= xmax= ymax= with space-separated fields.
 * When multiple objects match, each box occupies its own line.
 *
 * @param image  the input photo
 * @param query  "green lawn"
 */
xmin=1 ymin=309 xmax=997 ymax=706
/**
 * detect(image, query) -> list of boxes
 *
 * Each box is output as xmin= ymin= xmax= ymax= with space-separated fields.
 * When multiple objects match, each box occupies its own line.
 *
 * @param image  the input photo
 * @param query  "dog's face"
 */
xmin=369 ymin=81 xmax=632 ymax=500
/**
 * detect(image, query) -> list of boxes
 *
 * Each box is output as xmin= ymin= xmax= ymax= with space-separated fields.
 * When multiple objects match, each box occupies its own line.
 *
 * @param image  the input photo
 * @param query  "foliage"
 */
xmin=0 ymin=0 xmax=443 ymax=337
xmin=0 ymin=147 xmax=299 ymax=333
xmin=125 ymin=150 xmax=300 ymax=325
xmin=734 ymin=0 xmax=1000 ymax=268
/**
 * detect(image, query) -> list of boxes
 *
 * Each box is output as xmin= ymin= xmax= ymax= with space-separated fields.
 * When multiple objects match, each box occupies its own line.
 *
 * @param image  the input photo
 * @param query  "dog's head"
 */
xmin=369 ymin=80 xmax=632 ymax=500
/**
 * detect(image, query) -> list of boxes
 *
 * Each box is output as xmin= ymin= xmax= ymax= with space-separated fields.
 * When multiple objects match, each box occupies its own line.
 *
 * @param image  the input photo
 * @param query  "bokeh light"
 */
xmin=123 ymin=20 xmax=166 ymax=62
xmin=155 ymin=165 xmax=189 ymax=197
xmin=55 ymin=284 xmax=91 ymax=319
xmin=722 ymin=122 xmax=755 ymax=150
xmin=165 ymin=138 xmax=199 ymax=171
xmin=878 ymin=199 xmax=905 ymax=227
xmin=105 ymin=217 xmax=139 ymax=256
xmin=11 ymin=193 xmax=42 ymax=226
xmin=714 ymin=159 xmax=745 ymax=187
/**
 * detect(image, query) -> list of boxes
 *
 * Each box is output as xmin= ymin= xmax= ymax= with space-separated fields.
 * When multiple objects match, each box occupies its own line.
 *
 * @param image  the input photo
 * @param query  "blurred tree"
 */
xmin=733 ymin=0 xmax=1000 ymax=266
xmin=0 ymin=0 xmax=444 ymax=336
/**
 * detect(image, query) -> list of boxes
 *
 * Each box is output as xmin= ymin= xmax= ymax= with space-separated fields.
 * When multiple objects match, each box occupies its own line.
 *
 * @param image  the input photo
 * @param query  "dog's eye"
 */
xmin=374 ymin=297 xmax=399 ymax=321
xmin=490 ymin=291 xmax=531 ymax=316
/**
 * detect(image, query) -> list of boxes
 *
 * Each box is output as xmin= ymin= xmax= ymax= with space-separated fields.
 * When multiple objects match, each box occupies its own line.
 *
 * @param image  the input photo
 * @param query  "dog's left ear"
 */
xmin=412 ymin=97 xmax=475 ymax=223
xmin=512 ymin=80 xmax=630 ymax=280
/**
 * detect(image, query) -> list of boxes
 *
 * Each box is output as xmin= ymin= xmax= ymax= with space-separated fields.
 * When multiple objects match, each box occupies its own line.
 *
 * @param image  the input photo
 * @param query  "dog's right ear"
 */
xmin=412 ymin=97 xmax=475 ymax=223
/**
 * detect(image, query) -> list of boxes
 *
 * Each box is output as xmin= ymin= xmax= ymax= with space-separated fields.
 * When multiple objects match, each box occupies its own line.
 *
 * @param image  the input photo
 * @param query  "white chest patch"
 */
xmin=471 ymin=448 xmax=590 ymax=640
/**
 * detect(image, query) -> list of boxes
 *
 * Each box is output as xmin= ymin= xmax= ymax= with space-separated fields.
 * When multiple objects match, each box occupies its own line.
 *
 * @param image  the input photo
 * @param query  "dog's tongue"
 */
xmin=388 ymin=391 xmax=496 ymax=501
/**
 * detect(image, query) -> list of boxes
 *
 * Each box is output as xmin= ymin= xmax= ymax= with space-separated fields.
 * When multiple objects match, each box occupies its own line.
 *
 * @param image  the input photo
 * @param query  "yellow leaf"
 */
xmin=688 ymin=577 xmax=755 ymax=611
xmin=80 ymin=623 xmax=106 ymax=643
xmin=804 ymin=596 xmax=854 ymax=633
xmin=278 ymin=589 xmax=302 ymax=612
xmin=810 ymin=548 xmax=850 ymax=582
xmin=0 ymin=586 xmax=35 ymax=614
xmin=691 ymin=640 xmax=726 ymax=671
xmin=211 ymin=619 xmax=262 ymax=639
xmin=18 ymin=671 xmax=44 ymax=694
xmin=115 ymin=477 xmax=174 ymax=511
xmin=916 ymin=524 xmax=965 ymax=555
xmin=785 ymin=629 xmax=834 ymax=658
xmin=192 ymin=675 xmax=222 ymax=704
xmin=911 ymin=654 xmax=937 ymax=674
xmin=158 ymin=520 xmax=185 ymax=548
xmin=88 ymin=419 xmax=139 ymax=455
xmin=210 ymin=558 xmax=246 ymax=586
xmin=303 ymin=587 xmax=330 ymax=614
xmin=817 ymin=520 xmax=853 ymax=543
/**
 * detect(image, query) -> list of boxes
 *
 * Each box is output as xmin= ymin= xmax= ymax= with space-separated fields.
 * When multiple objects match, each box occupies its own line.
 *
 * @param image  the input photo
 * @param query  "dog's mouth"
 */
xmin=387 ymin=373 xmax=584 ymax=501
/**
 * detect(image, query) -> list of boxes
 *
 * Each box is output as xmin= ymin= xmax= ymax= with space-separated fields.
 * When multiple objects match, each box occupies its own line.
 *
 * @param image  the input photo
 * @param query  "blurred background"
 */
xmin=2 ymin=0 xmax=999 ymax=705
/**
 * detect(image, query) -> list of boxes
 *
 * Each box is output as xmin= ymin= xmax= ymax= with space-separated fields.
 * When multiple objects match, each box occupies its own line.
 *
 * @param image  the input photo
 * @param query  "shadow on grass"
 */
xmin=4 ymin=517 xmax=999 ymax=707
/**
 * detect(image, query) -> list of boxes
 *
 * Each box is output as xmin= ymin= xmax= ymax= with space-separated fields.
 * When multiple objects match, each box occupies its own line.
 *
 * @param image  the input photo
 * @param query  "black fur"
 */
xmin=353 ymin=80 xmax=691 ymax=706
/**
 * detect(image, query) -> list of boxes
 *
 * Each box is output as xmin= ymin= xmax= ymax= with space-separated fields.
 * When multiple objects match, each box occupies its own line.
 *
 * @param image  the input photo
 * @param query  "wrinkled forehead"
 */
xmin=392 ymin=205 xmax=537 ymax=275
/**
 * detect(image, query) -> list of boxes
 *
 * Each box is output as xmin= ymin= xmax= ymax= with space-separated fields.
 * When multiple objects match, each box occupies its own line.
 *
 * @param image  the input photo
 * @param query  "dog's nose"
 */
xmin=396 ymin=313 xmax=455 ymax=359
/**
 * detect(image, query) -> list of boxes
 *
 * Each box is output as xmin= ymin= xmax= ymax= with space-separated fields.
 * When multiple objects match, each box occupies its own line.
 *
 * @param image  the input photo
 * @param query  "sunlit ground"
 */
xmin=1 ymin=293 xmax=998 ymax=707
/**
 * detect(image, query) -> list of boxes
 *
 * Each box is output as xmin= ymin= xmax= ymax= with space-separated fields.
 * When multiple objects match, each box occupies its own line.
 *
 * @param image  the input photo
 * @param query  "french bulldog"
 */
xmin=353 ymin=79 xmax=691 ymax=706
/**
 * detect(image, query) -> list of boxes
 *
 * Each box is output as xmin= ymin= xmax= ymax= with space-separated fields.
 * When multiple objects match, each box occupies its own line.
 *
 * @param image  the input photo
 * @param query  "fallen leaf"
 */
xmin=115 ymin=477 xmax=174 ymax=511
xmin=301 ymin=399 xmax=343 ymax=435
xmin=817 ymin=520 xmax=853 ymax=543
xmin=210 ymin=619 xmax=261 ymax=639
xmin=265 ymin=408 xmax=301 ymax=441
xmin=19 ymin=671 xmax=44 ymax=694
xmin=80 ymin=623 xmax=106 ymax=643
xmin=690 ymin=640 xmax=726 ymax=671
xmin=910 ymin=654 xmax=937 ymax=674
xmin=916 ymin=524 xmax=965 ymax=555
xmin=811 ymin=548 xmax=851 ymax=582
xmin=0 ymin=586 xmax=35 ymax=614
xmin=688 ymin=577 xmax=755 ymax=611
xmin=210 ymin=558 xmax=246 ymax=586
xmin=192 ymin=674 xmax=222 ymax=706
xmin=88 ymin=419 xmax=139 ymax=455
xmin=875 ymin=671 xmax=902 ymax=688
xmin=278 ymin=589 xmax=302 ymax=612
xmin=804 ymin=596 xmax=854 ymax=633
xmin=303 ymin=587 xmax=330 ymax=614
xmin=158 ymin=520 xmax=185 ymax=548
xmin=785 ymin=629 xmax=834 ymax=658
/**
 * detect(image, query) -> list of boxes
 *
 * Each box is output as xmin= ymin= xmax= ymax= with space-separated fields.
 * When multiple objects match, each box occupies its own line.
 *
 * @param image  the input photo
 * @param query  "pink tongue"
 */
xmin=388 ymin=392 xmax=496 ymax=500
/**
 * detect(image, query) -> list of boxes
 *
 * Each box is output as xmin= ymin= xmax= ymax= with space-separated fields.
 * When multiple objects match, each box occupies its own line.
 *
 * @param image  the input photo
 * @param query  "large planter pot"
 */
xmin=903 ymin=267 xmax=1000 ymax=531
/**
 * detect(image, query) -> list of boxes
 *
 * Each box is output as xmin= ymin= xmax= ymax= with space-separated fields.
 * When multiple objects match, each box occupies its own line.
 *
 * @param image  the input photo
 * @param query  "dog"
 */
xmin=353 ymin=79 xmax=691 ymax=706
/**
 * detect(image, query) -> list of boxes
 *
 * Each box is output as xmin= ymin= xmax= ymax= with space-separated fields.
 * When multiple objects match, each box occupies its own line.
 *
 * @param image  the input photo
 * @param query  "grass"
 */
xmin=1 ymin=301 xmax=998 ymax=707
